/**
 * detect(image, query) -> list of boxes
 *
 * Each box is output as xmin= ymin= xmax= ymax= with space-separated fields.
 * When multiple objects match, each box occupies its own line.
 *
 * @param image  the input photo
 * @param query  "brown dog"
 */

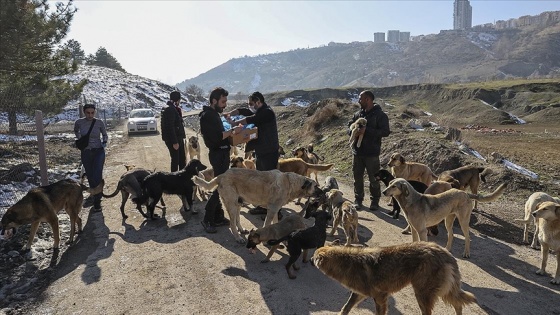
xmin=230 ymin=155 xmax=256 ymax=170
xmin=348 ymin=117 xmax=367 ymax=148
xmin=438 ymin=165 xmax=493 ymax=210
xmin=192 ymin=168 xmax=324 ymax=243
xmin=1 ymin=179 xmax=104 ymax=250
xmin=246 ymin=214 xmax=307 ymax=262
xmin=388 ymin=152 xmax=436 ymax=187
xmin=532 ymin=201 xmax=560 ymax=284
xmin=186 ymin=135 xmax=201 ymax=161
xmin=278 ymin=158 xmax=333 ymax=204
xmin=382 ymin=178 xmax=507 ymax=258
xmin=312 ymin=242 xmax=476 ymax=315
xmin=326 ymin=189 xmax=359 ymax=246
xmin=292 ymin=147 xmax=325 ymax=182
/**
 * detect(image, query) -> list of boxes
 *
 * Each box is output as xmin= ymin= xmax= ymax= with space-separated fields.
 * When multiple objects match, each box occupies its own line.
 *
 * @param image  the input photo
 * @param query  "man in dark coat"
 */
xmin=161 ymin=91 xmax=186 ymax=172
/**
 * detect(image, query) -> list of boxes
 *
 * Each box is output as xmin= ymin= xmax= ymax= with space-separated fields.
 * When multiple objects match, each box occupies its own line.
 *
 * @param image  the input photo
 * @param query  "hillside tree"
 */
xmin=0 ymin=0 xmax=86 ymax=134
xmin=62 ymin=38 xmax=85 ymax=64
xmin=185 ymin=84 xmax=204 ymax=99
xmin=86 ymin=47 xmax=126 ymax=72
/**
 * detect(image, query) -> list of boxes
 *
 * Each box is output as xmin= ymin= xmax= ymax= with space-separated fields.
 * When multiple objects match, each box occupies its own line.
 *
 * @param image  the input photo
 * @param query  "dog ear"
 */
xmin=399 ymin=155 xmax=405 ymax=164
xmin=400 ymin=182 xmax=409 ymax=197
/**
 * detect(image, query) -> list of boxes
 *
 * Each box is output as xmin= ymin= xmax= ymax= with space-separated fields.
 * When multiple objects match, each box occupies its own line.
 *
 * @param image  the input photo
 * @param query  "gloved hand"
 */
xmin=102 ymin=142 xmax=107 ymax=148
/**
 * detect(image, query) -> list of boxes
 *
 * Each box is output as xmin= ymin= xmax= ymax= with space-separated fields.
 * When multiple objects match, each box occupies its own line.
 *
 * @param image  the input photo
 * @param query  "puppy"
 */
xmin=230 ymin=155 xmax=256 ymax=170
xmin=306 ymin=143 xmax=324 ymax=161
xmin=246 ymin=214 xmax=307 ymax=263
xmin=387 ymin=152 xmax=437 ymax=187
xmin=349 ymin=117 xmax=367 ymax=148
xmin=1 ymin=179 xmax=104 ymax=250
xmin=268 ymin=210 xmax=331 ymax=279
xmin=515 ymin=192 xmax=560 ymax=249
xmin=326 ymin=189 xmax=359 ymax=246
xmin=135 ymin=159 xmax=207 ymax=219
xmin=186 ymin=135 xmax=201 ymax=161
xmin=532 ymin=201 xmax=560 ymax=284
xmin=312 ymin=242 xmax=477 ymax=315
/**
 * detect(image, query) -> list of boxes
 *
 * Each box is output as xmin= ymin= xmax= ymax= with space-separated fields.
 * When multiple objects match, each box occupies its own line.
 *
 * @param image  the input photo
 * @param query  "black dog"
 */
xmin=374 ymin=169 xmax=428 ymax=219
xmin=268 ymin=210 xmax=331 ymax=279
xmin=135 ymin=159 xmax=207 ymax=219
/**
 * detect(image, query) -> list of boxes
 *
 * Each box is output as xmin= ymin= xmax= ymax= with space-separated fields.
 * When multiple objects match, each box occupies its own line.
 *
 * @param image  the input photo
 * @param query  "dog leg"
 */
xmin=119 ymin=191 xmax=129 ymax=219
xmin=261 ymin=245 xmax=279 ymax=263
xmin=373 ymin=293 xmax=390 ymax=315
xmin=536 ymin=243 xmax=549 ymax=277
xmin=413 ymin=287 xmax=437 ymax=315
xmin=329 ymin=217 xmax=341 ymax=237
xmin=227 ymin=205 xmax=245 ymax=244
xmin=552 ymin=251 xmax=560 ymax=285
xmin=459 ymin=219 xmax=471 ymax=258
xmin=301 ymin=248 xmax=309 ymax=263
xmin=401 ymin=224 xmax=412 ymax=234
xmin=530 ymin=217 xmax=540 ymax=249
xmin=286 ymin=251 xmax=301 ymax=279
xmin=444 ymin=214 xmax=456 ymax=252
xmin=340 ymin=292 xmax=368 ymax=315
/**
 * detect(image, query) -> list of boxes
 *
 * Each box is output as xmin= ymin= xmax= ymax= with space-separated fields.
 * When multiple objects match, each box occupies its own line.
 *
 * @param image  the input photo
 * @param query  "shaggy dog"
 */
xmin=192 ymin=168 xmax=324 ymax=243
xmin=326 ymin=189 xmax=359 ymax=246
xmin=387 ymin=152 xmax=437 ymax=187
xmin=246 ymin=214 xmax=307 ymax=262
xmin=382 ymin=178 xmax=507 ymax=258
xmin=102 ymin=168 xmax=165 ymax=219
xmin=186 ymin=135 xmax=201 ymax=161
xmin=532 ymin=201 xmax=560 ymax=284
xmin=136 ymin=159 xmax=207 ymax=219
xmin=348 ymin=117 xmax=367 ymax=148
xmin=438 ymin=165 xmax=494 ymax=210
xmin=515 ymin=192 xmax=560 ymax=249
xmin=0 ymin=179 xmax=104 ymax=250
xmin=312 ymin=242 xmax=477 ymax=315
xmin=230 ymin=155 xmax=256 ymax=170
xmin=268 ymin=210 xmax=331 ymax=279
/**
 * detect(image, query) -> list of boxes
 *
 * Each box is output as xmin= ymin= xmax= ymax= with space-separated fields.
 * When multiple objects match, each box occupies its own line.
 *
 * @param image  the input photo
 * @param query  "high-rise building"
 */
xmin=454 ymin=0 xmax=472 ymax=30
xmin=374 ymin=32 xmax=385 ymax=43
xmin=387 ymin=30 xmax=400 ymax=43
xmin=399 ymin=32 xmax=410 ymax=42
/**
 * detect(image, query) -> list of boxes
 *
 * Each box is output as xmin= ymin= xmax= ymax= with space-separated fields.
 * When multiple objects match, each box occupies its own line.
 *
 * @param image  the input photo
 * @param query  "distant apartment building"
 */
xmin=454 ymin=0 xmax=472 ymax=30
xmin=374 ymin=32 xmax=385 ymax=43
xmin=387 ymin=30 xmax=400 ymax=43
xmin=399 ymin=32 xmax=410 ymax=42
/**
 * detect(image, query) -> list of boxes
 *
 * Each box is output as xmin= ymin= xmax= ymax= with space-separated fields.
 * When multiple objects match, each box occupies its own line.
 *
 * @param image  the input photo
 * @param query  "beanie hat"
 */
xmin=170 ymin=91 xmax=181 ymax=102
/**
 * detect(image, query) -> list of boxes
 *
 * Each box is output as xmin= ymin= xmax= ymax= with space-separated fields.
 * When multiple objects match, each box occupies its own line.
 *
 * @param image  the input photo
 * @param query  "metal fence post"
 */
xmin=35 ymin=110 xmax=48 ymax=185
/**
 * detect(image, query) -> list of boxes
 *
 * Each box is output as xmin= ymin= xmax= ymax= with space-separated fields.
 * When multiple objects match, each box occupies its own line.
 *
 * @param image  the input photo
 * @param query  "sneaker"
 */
xmin=249 ymin=206 xmax=268 ymax=215
xmin=354 ymin=200 xmax=363 ymax=208
xmin=369 ymin=203 xmax=380 ymax=211
xmin=215 ymin=218 xmax=230 ymax=226
xmin=83 ymin=196 xmax=94 ymax=208
xmin=201 ymin=221 xmax=217 ymax=234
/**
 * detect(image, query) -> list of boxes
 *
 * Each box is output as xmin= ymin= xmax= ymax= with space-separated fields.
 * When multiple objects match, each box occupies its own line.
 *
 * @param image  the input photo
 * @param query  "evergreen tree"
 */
xmin=86 ymin=47 xmax=126 ymax=72
xmin=0 ymin=0 xmax=86 ymax=134
xmin=63 ymin=39 xmax=85 ymax=64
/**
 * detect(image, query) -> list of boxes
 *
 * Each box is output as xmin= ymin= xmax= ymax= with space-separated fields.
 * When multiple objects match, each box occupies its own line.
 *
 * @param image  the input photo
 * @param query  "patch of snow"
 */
xmin=281 ymin=98 xmax=310 ymax=107
xmin=478 ymin=99 xmax=526 ymax=124
xmin=502 ymin=160 xmax=539 ymax=179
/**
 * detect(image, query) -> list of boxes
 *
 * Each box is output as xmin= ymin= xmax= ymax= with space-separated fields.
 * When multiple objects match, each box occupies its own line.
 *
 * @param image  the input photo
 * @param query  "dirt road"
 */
xmin=12 ymin=124 xmax=559 ymax=315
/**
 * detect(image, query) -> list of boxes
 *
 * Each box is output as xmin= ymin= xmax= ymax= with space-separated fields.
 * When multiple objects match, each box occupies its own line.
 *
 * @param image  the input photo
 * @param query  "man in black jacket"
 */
xmin=161 ymin=91 xmax=186 ymax=172
xmin=225 ymin=91 xmax=280 ymax=215
xmin=199 ymin=87 xmax=242 ymax=233
xmin=348 ymin=90 xmax=391 ymax=211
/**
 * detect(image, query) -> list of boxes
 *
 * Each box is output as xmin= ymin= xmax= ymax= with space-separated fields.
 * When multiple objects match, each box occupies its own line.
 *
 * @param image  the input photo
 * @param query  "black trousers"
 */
xmin=165 ymin=140 xmax=186 ymax=172
xmin=255 ymin=151 xmax=279 ymax=171
xmin=203 ymin=149 xmax=230 ymax=224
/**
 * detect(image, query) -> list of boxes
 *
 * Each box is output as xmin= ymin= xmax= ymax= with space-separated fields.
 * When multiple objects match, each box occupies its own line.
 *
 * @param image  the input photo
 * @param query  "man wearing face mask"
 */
xmin=225 ymin=91 xmax=280 ymax=215
xmin=199 ymin=87 xmax=242 ymax=233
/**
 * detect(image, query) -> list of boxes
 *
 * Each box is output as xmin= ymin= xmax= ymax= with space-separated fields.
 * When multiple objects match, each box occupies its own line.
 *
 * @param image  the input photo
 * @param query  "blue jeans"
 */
xmin=81 ymin=148 xmax=106 ymax=208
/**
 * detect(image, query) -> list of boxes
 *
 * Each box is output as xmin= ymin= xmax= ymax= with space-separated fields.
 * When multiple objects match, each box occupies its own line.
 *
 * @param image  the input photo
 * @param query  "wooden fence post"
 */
xmin=35 ymin=110 xmax=48 ymax=185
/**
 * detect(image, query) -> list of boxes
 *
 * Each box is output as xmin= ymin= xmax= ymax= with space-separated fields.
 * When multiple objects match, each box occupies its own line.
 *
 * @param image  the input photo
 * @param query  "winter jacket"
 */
xmin=238 ymin=104 xmax=279 ymax=155
xmin=161 ymin=101 xmax=186 ymax=144
xmin=199 ymin=105 xmax=230 ymax=151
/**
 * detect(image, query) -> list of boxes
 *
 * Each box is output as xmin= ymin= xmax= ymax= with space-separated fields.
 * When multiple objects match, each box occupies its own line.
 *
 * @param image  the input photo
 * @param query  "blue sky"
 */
xmin=65 ymin=1 xmax=560 ymax=85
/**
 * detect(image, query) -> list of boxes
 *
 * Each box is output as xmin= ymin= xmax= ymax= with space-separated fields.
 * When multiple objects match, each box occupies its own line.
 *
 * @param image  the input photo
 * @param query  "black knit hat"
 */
xmin=170 ymin=91 xmax=181 ymax=102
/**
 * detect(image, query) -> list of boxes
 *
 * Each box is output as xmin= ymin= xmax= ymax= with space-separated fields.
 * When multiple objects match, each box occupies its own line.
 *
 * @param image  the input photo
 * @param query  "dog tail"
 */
xmin=479 ymin=167 xmax=493 ymax=183
xmin=192 ymin=175 xmax=219 ymax=191
xmin=101 ymin=182 xmax=121 ymax=198
xmin=468 ymin=182 xmax=507 ymax=202
xmin=440 ymin=264 xmax=477 ymax=310
xmin=267 ymin=235 xmax=291 ymax=246
xmin=80 ymin=179 xmax=104 ymax=195
xmin=308 ymin=162 xmax=334 ymax=172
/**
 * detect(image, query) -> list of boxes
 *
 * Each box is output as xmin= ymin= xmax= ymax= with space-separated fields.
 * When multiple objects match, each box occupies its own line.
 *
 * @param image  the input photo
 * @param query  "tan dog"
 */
xmin=382 ymin=178 xmax=507 ymax=258
xmin=292 ymin=147 xmax=324 ymax=182
xmin=532 ymin=201 xmax=560 ymax=284
xmin=326 ymin=189 xmax=359 ymax=246
xmin=192 ymin=168 xmax=324 ymax=243
xmin=230 ymin=155 xmax=256 ymax=170
xmin=348 ymin=117 xmax=367 ymax=148
xmin=515 ymin=192 xmax=560 ymax=249
xmin=388 ymin=152 xmax=437 ymax=187
xmin=278 ymin=157 xmax=333 ymax=204
xmin=312 ymin=242 xmax=476 ymax=315
xmin=186 ymin=135 xmax=201 ymax=161
xmin=401 ymin=180 xmax=454 ymax=235
xmin=245 ymin=214 xmax=307 ymax=262
xmin=438 ymin=165 xmax=493 ymax=210
xmin=0 ymin=179 xmax=104 ymax=249
xmin=194 ymin=168 xmax=214 ymax=201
